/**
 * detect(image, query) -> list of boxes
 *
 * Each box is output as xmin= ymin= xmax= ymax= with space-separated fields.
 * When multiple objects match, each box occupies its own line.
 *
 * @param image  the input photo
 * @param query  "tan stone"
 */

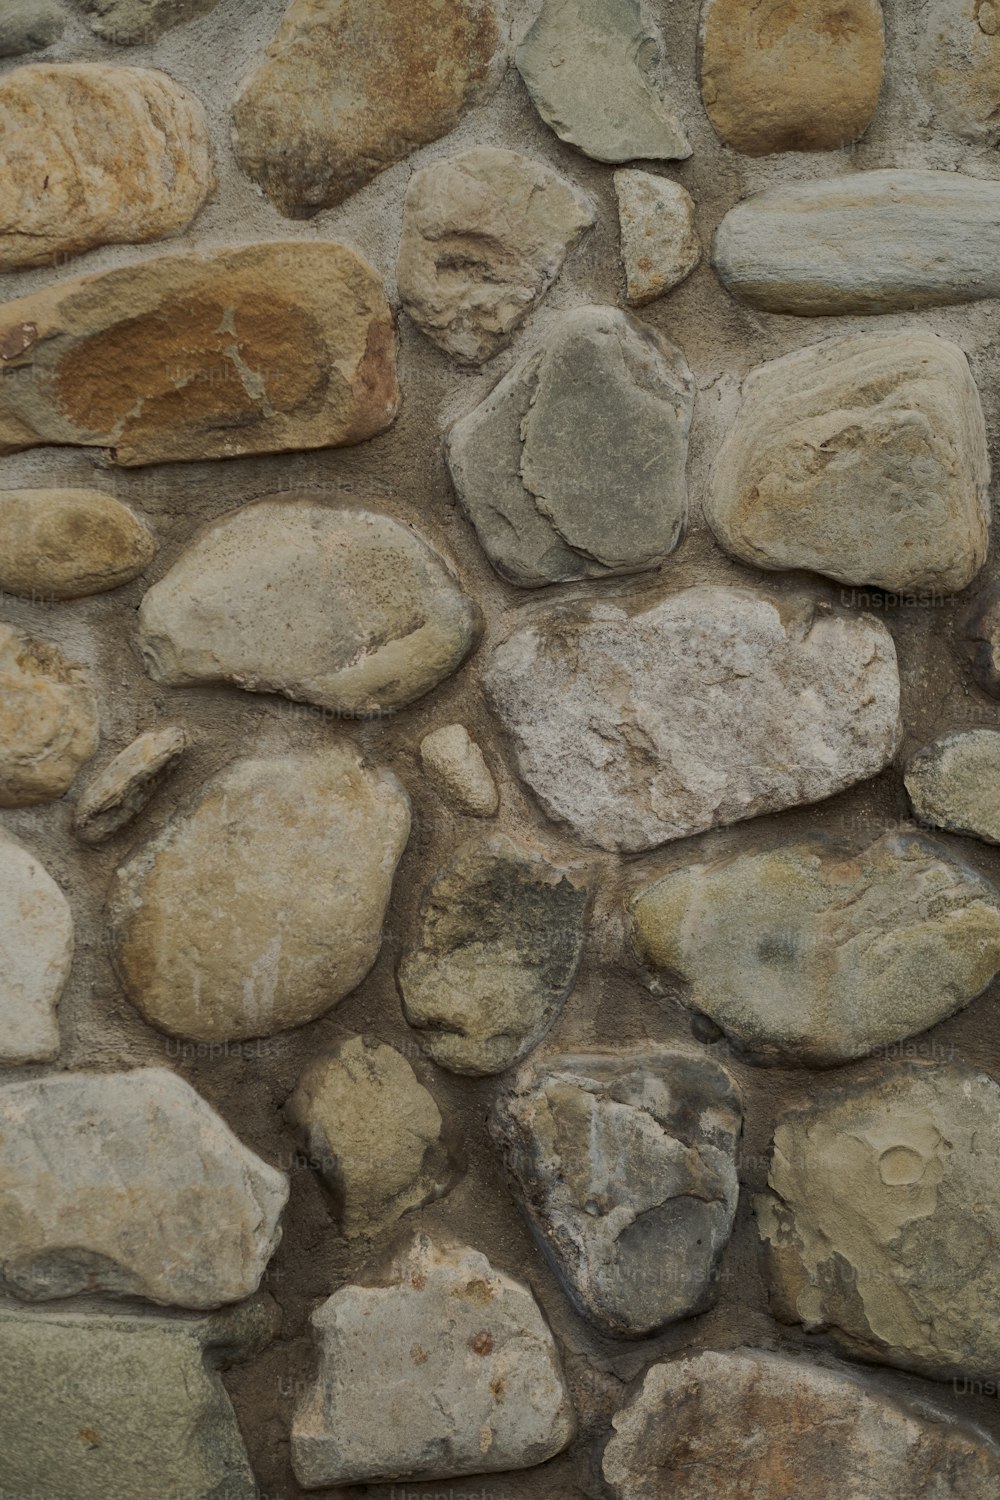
xmin=918 ymin=0 xmax=1000 ymax=141
xmin=73 ymin=725 xmax=189 ymax=845
xmin=0 ymin=830 xmax=72 ymax=1064
xmin=419 ymin=724 xmax=498 ymax=817
xmin=0 ymin=489 xmax=155 ymax=600
xmin=78 ymin=0 xmax=221 ymax=44
xmin=615 ymin=170 xmax=701 ymax=306
xmin=0 ymin=624 xmax=99 ymax=807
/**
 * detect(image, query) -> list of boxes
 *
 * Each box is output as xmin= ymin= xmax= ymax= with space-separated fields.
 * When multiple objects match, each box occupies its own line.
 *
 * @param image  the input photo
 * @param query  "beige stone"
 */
xmin=73 ymin=725 xmax=189 ymax=845
xmin=615 ymin=170 xmax=701 ymax=306
xmin=905 ymin=729 xmax=1000 ymax=845
xmin=0 ymin=624 xmax=99 ymax=807
xmin=77 ymin=0 xmax=221 ymax=44
xmin=0 ymin=830 xmax=72 ymax=1064
xmin=0 ymin=489 xmax=155 ymax=600
xmin=420 ymin=724 xmax=499 ymax=817
xmin=918 ymin=0 xmax=1000 ymax=141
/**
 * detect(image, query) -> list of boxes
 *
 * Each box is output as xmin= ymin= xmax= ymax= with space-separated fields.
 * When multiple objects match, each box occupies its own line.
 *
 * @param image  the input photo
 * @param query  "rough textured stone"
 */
xmin=0 ymin=243 xmax=397 ymax=466
xmin=516 ymin=0 xmax=691 ymax=163
xmin=905 ymin=730 xmax=1000 ymax=846
xmin=0 ymin=623 xmax=99 ymax=807
xmin=0 ymin=64 xmax=213 ymax=273
xmin=700 ymin=0 xmax=884 ymax=155
xmin=0 ymin=1068 xmax=288 ymax=1309
xmin=446 ymin=306 xmax=694 ymax=586
xmin=615 ymin=170 xmax=701 ymax=306
xmin=918 ymin=0 xmax=1000 ymax=141
xmin=73 ymin=725 xmax=189 ymax=845
xmin=0 ymin=829 xmax=72 ymax=1064
xmin=632 ymin=831 xmax=1000 ymax=1067
xmin=291 ymin=1233 xmax=574 ymax=1488
xmin=706 ymin=332 xmax=990 ymax=592
xmin=603 ymin=1347 xmax=1000 ymax=1499
xmin=0 ymin=488 xmax=155 ymax=600
xmin=490 ymin=1047 xmax=741 ymax=1337
xmin=483 ymin=588 xmax=901 ymax=853
xmin=0 ymin=0 xmax=64 ymax=55
xmin=420 ymin=723 xmax=499 ymax=817
xmin=77 ymin=0 xmax=221 ymax=43
xmin=714 ymin=169 xmax=1000 ymax=315
xmin=756 ymin=1062 xmax=1000 ymax=1380
xmin=960 ymin=579 xmax=1000 ymax=695
xmin=398 ymin=147 xmax=595 ymax=365
xmin=137 ymin=499 xmax=479 ymax=715
xmin=109 ymin=747 xmax=410 ymax=1043
xmin=398 ymin=834 xmax=589 ymax=1075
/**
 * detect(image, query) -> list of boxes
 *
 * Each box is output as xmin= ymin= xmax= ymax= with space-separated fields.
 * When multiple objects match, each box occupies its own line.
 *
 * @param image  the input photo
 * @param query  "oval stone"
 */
xmin=0 ymin=624 xmax=99 ymax=807
xmin=0 ymin=489 xmax=155 ymax=600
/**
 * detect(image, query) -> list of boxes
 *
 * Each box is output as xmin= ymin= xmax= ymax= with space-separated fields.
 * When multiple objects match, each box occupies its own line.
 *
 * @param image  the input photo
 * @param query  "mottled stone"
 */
xmin=918 ymin=0 xmax=1000 ymax=141
xmin=291 ymin=1233 xmax=574 ymax=1488
xmin=420 ymin=724 xmax=499 ymax=817
xmin=77 ymin=0 xmax=221 ymax=43
xmin=960 ymin=580 xmax=1000 ymax=695
xmin=0 ymin=489 xmax=155 ymax=600
xmin=398 ymin=147 xmax=595 ymax=364
xmin=73 ymin=725 xmax=189 ymax=845
xmin=137 ymin=499 xmax=479 ymax=715
xmin=110 ymin=747 xmax=410 ymax=1043
xmin=0 ymin=624 xmax=99 ymax=807
xmin=905 ymin=730 xmax=1000 ymax=846
xmin=0 ymin=0 xmax=64 ymax=55
xmin=706 ymin=333 xmax=990 ymax=592
xmin=490 ymin=1048 xmax=741 ymax=1337
xmin=0 ymin=829 xmax=72 ymax=1063
xmin=615 ymin=170 xmax=701 ymax=306
xmin=446 ymin=306 xmax=693 ymax=586
xmin=483 ymin=588 xmax=900 ymax=853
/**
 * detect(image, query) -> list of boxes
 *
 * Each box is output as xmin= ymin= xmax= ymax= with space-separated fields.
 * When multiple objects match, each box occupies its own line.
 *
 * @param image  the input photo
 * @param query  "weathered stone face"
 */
xmin=0 ymin=488 xmax=155 ymax=600
xmin=615 ymin=170 xmax=701 ymax=306
xmin=77 ymin=0 xmax=221 ymax=42
xmin=0 ymin=0 xmax=64 ymax=54
xmin=961 ymin=580 xmax=1000 ymax=695
xmin=0 ymin=623 xmax=99 ymax=807
xmin=0 ymin=829 xmax=72 ymax=1064
xmin=918 ymin=0 xmax=1000 ymax=140
xmin=419 ymin=724 xmax=499 ymax=818
xmin=905 ymin=729 xmax=1000 ymax=845
xmin=73 ymin=725 xmax=189 ymax=845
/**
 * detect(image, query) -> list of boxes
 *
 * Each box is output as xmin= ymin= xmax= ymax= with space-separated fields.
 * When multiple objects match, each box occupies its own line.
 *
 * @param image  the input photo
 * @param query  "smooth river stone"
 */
xmin=918 ymin=0 xmax=1000 ymax=141
xmin=73 ymin=725 xmax=189 ymax=845
xmin=905 ymin=729 xmax=1000 ymax=846
xmin=0 ymin=623 xmax=99 ymax=807
xmin=0 ymin=829 xmax=72 ymax=1064
xmin=614 ymin=170 xmax=701 ymax=306
xmin=0 ymin=489 xmax=155 ymax=600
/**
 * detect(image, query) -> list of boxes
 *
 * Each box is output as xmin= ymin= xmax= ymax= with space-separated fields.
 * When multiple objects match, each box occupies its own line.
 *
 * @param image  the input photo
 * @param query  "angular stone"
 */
xmin=77 ymin=0 xmax=221 ymax=44
xmin=905 ymin=730 xmax=1000 ymax=846
xmin=420 ymin=724 xmax=499 ymax=817
xmin=0 ymin=829 xmax=72 ymax=1064
xmin=0 ymin=1068 xmax=288 ymax=1309
xmin=615 ymin=170 xmax=701 ymax=306
xmin=446 ymin=306 xmax=693 ymax=586
xmin=603 ymin=1347 xmax=1000 ymax=1499
xmin=756 ymin=1062 xmax=1000 ymax=1380
xmin=0 ymin=0 xmax=64 ymax=55
xmin=632 ymin=831 xmax=1000 ymax=1067
xmin=232 ymin=0 xmax=505 ymax=217
xmin=0 ymin=243 xmax=397 ymax=466
xmin=918 ymin=0 xmax=1000 ymax=142
xmin=714 ymin=169 xmax=1000 ymax=315
xmin=490 ymin=1048 xmax=741 ymax=1337
xmin=398 ymin=147 xmax=595 ymax=364
xmin=73 ymin=725 xmax=189 ymax=845
xmin=706 ymin=333 xmax=990 ymax=592
xmin=291 ymin=1233 xmax=574 ymax=1488
xmin=516 ymin=0 xmax=691 ymax=163
xmin=109 ymin=746 xmax=410 ymax=1042
xmin=0 ymin=623 xmax=99 ymax=807
xmin=398 ymin=834 xmax=589 ymax=1075
xmin=483 ymin=588 xmax=900 ymax=853
xmin=137 ymin=499 xmax=479 ymax=715
xmin=0 ymin=489 xmax=155 ymax=600
xmin=960 ymin=580 xmax=1000 ymax=695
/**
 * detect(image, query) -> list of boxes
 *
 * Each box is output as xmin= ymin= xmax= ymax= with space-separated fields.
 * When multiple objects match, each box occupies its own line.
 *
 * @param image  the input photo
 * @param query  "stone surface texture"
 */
xmin=917 ymin=0 xmax=1000 ymax=141
xmin=0 ymin=0 xmax=64 ymax=54
xmin=0 ymin=623 xmax=99 ymax=807
xmin=905 ymin=729 xmax=1000 ymax=845
xmin=615 ymin=169 xmax=701 ymax=305
xmin=0 ymin=488 xmax=155 ymax=600
xmin=961 ymin=580 xmax=1000 ymax=695
xmin=78 ymin=0 xmax=221 ymax=43
xmin=420 ymin=723 xmax=499 ymax=817
xmin=0 ymin=828 xmax=72 ymax=1063
xmin=73 ymin=724 xmax=189 ymax=844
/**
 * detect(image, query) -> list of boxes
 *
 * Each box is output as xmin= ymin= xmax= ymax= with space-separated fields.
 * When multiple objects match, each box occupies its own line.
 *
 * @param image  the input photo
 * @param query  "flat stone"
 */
xmin=0 ymin=0 xmax=64 ymax=54
xmin=398 ymin=834 xmax=589 ymax=1075
xmin=291 ymin=1233 xmax=574 ymax=1488
xmin=918 ymin=0 xmax=1000 ymax=141
xmin=420 ymin=724 xmax=499 ymax=817
xmin=700 ymin=0 xmax=884 ymax=155
xmin=77 ymin=0 xmax=221 ymax=44
xmin=706 ymin=332 xmax=990 ymax=592
xmin=615 ymin=170 xmax=701 ymax=305
xmin=516 ymin=0 xmax=691 ymax=163
xmin=0 ymin=243 xmax=397 ymax=466
xmin=960 ymin=580 xmax=1000 ymax=694
xmin=137 ymin=499 xmax=479 ymax=715
xmin=0 ymin=623 xmax=99 ymax=807
xmin=0 ymin=488 xmax=155 ymax=600
xmin=756 ymin=1062 xmax=1000 ymax=1380
xmin=73 ymin=725 xmax=189 ymax=845
xmin=398 ymin=147 xmax=595 ymax=364
xmin=0 ymin=64 xmax=213 ymax=273
xmin=109 ymin=746 xmax=410 ymax=1042
xmin=905 ymin=730 xmax=1000 ymax=845
xmin=482 ymin=588 xmax=900 ymax=852
xmin=490 ymin=1047 xmax=741 ymax=1337
xmin=0 ymin=829 xmax=72 ymax=1064
xmin=603 ymin=1347 xmax=1000 ymax=1499
xmin=446 ymin=306 xmax=693 ymax=585
xmin=631 ymin=831 xmax=1000 ymax=1067
xmin=232 ymin=0 xmax=505 ymax=217
xmin=0 ymin=1068 xmax=288 ymax=1309
xmin=714 ymin=169 xmax=1000 ymax=315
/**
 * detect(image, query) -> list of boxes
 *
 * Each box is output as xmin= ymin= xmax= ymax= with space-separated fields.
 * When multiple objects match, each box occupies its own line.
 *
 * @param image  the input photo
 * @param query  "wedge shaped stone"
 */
xmin=0 ymin=829 xmax=72 ymax=1063
xmin=0 ymin=488 xmax=155 ymax=600
xmin=0 ymin=623 xmax=99 ymax=807
xmin=905 ymin=729 xmax=1000 ymax=846
xmin=615 ymin=170 xmax=701 ymax=306
xmin=419 ymin=723 xmax=499 ymax=817
xmin=73 ymin=725 xmax=189 ymax=845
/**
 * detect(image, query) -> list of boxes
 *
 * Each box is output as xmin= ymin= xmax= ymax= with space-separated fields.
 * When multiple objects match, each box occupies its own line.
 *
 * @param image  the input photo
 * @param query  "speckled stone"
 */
xmin=905 ymin=729 xmax=1000 ymax=846
xmin=0 ymin=623 xmax=99 ymax=808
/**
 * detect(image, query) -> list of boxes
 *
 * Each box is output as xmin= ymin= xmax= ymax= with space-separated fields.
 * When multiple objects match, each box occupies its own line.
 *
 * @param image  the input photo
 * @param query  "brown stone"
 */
xmin=0 ymin=489 xmax=155 ymax=600
xmin=0 ymin=624 xmax=99 ymax=807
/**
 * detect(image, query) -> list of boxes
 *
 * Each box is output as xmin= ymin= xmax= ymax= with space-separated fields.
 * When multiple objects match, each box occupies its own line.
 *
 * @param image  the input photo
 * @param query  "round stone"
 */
xmin=0 ymin=489 xmax=155 ymax=601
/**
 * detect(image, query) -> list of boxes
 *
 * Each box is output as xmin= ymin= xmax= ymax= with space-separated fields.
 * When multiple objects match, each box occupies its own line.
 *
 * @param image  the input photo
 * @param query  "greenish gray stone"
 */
xmin=0 ymin=0 xmax=64 ymax=54
xmin=905 ymin=730 xmax=1000 ymax=846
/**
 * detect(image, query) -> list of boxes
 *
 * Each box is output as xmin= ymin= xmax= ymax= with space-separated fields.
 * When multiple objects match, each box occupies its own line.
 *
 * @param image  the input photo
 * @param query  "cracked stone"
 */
xmin=73 ymin=725 xmax=189 ymax=845
xmin=0 ymin=623 xmax=99 ymax=807
xmin=0 ymin=828 xmax=72 ymax=1064
xmin=615 ymin=170 xmax=701 ymax=306
xmin=905 ymin=729 xmax=1000 ymax=846
xmin=420 ymin=724 xmax=499 ymax=817
xmin=0 ymin=489 xmax=155 ymax=600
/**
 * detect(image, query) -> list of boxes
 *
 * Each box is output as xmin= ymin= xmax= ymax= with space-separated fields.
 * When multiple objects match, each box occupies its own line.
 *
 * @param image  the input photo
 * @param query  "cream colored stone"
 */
xmin=0 ymin=624 xmax=99 ymax=808
xmin=0 ymin=830 xmax=72 ymax=1064
xmin=615 ymin=170 xmax=701 ymax=306
xmin=0 ymin=489 xmax=155 ymax=600
xmin=420 ymin=724 xmax=499 ymax=817
xmin=73 ymin=726 xmax=189 ymax=845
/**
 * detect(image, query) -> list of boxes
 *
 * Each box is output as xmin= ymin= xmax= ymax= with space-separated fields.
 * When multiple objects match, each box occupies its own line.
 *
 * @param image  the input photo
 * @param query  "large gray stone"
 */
xmin=0 ymin=623 xmax=99 ymax=808
xmin=905 ymin=730 xmax=1000 ymax=846
xmin=0 ymin=829 xmax=72 ymax=1064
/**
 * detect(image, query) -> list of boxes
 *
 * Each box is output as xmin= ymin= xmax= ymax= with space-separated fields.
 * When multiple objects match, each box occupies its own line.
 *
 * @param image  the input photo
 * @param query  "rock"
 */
xmin=420 ymin=724 xmax=499 ymax=817
xmin=0 ymin=489 xmax=155 ymax=600
xmin=515 ymin=0 xmax=691 ymax=163
xmin=398 ymin=147 xmax=595 ymax=364
xmin=961 ymin=580 xmax=1000 ymax=695
xmin=77 ymin=0 xmax=221 ymax=44
xmin=398 ymin=834 xmax=589 ymax=1075
xmin=0 ymin=243 xmax=397 ymax=467
xmin=756 ymin=1062 xmax=1000 ymax=1380
xmin=631 ymin=831 xmax=1000 ymax=1067
xmin=706 ymin=332 xmax=990 ymax=592
xmin=603 ymin=1347 xmax=1000 ymax=1499
xmin=615 ymin=170 xmax=701 ymax=306
xmin=0 ymin=829 xmax=72 ymax=1064
xmin=0 ymin=1068 xmax=288 ymax=1309
xmin=905 ymin=730 xmax=1000 ymax=846
xmin=137 ymin=499 xmax=479 ymax=715
xmin=0 ymin=0 xmax=64 ymax=54
xmin=0 ymin=64 xmax=213 ymax=273
xmin=489 ymin=1047 xmax=741 ymax=1337
xmin=291 ymin=1233 xmax=574 ymax=1488
xmin=232 ymin=0 xmax=505 ymax=217
xmin=73 ymin=725 xmax=189 ymax=845
xmin=446 ymin=306 xmax=694 ymax=586
xmin=109 ymin=746 xmax=410 ymax=1043
xmin=700 ymin=0 xmax=884 ymax=155
xmin=286 ymin=1037 xmax=456 ymax=1239
xmin=482 ymin=588 xmax=900 ymax=853
xmin=714 ymin=169 xmax=1000 ymax=315
xmin=918 ymin=0 xmax=1000 ymax=141
xmin=0 ymin=624 xmax=99 ymax=808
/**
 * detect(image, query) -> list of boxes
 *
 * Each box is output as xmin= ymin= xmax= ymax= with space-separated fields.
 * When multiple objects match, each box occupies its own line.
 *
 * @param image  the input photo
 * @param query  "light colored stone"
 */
xmin=77 ymin=0 xmax=221 ymax=43
xmin=291 ymin=1233 xmax=574 ymax=1488
xmin=483 ymin=588 xmax=901 ymax=853
xmin=446 ymin=305 xmax=694 ymax=586
xmin=137 ymin=499 xmax=479 ymax=715
xmin=0 ymin=0 xmax=64 ymax=55
xmin=960 ymin=580 xmax=1000 ymax=695
xmin=905 ymin=730 xmax=1000 ymax=845
xmin=0 ymin=488 xmax=155 ymax=600
xmin=0 ymin=243 xmax=398 ymax=466
xmin=918 ymin=0 xmax=1000 ymax=141
xmin=706 ymin=333 xmax=990 ymax=592
xmin=420 ymin=724 xmax=499 ymax=817
xmin=73 ymin=725 xmax=189 ymax=845
xmin=0 ymin=829 xmax=72 ymax=1064
xmin=0 ymin=1068 xmax=288 ymax=1309
xmin=0 ymin=623 xmax=99 ymax=808
xmin=398 ymin=147 xmax=595 ymax=364
xmin=615 ymin=170 xmax=701 ymax=306
xmin=109 ymin=746 xmax=410 ymax=1043
xmin=490 ymin=1047 xmax=741 ymax=1337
